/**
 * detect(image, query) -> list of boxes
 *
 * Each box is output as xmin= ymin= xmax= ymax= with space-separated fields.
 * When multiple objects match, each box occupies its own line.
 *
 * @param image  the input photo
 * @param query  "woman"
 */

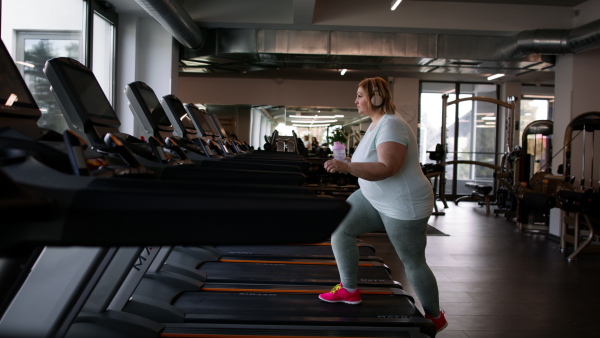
xmin=311 ymin=137 xmax=319 ymax=152
xmin=319 ymin=77 xmax=447 ymax=333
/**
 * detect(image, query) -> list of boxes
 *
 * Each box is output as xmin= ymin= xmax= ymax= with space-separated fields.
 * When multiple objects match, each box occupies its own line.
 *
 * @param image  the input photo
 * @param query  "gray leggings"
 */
xmin=331 ymin=189 xmax=440 ymax=316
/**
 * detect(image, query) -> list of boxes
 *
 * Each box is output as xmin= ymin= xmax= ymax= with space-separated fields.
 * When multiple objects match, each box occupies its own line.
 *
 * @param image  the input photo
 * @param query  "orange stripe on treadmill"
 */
xmin=219 ymin=259 xmax=372 ymax=266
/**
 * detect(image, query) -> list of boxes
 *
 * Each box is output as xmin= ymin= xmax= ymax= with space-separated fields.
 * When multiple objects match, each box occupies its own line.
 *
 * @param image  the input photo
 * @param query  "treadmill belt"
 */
xmin=162 ymin=323 xmax=424 ymax=338
xmin=197 ymin=262 xmax=396 ymax=286
xmin=174 ymin=292 xmax=433 ymax=332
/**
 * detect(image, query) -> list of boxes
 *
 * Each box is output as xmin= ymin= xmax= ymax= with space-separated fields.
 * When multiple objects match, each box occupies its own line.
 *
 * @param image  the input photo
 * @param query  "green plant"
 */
xmin=327 ymin=128 xmax=347 ymax=145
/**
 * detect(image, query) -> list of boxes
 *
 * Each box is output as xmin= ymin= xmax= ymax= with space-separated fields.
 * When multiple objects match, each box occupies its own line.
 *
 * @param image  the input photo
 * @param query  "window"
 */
xmin=519 ymin=96 xmax=553 ymax=139
xmin=1 ymin=0 xmax=117 ymax=134
xmin=2 ymin=0 xmax=85 ymax=132
xmin=17 ymin=31 xmax=82 ymax=131
xmin=519 ymin=94 xmax=554 ymax=175
xmin=91 ymin=1 xmax=118 ymax=104
xmin=420 ymin=82 xmax=499 ymax=197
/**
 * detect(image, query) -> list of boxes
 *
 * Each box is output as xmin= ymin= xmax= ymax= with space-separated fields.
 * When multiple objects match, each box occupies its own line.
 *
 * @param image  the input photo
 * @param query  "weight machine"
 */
xmin=558 ymin=112 xmax=600 ymax=260
xmin=512 ymin=112 xmax=600 ymax=260
xmin=439 ymin=95 xmax=518 ymax=215
xmin=514 ymin=120 xmax=554 ymax=232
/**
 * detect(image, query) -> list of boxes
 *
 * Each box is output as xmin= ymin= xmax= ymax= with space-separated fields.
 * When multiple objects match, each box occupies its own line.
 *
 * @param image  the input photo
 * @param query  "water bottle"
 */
xmin=332 ymin=141 xmax=346 ymax=161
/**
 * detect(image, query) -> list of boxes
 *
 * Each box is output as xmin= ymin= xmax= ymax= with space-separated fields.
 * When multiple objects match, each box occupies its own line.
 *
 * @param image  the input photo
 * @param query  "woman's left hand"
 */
xmin=324 ymin=159 xmax=349 ymax=174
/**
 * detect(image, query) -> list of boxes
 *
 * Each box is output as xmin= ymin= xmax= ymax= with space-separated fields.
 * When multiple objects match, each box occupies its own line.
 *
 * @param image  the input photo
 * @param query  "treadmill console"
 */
xmin=43 ymin=57 xmax=121 ymax=149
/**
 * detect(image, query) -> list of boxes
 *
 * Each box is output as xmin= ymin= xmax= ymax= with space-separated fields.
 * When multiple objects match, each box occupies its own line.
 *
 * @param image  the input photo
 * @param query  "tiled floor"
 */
xmin=361 ymin=201 xmax=600 ymax=338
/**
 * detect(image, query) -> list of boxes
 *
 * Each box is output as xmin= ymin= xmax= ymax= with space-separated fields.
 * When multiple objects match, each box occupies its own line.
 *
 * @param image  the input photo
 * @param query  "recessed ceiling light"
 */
xmin=487 ymin=73 xmax=505 ymax=81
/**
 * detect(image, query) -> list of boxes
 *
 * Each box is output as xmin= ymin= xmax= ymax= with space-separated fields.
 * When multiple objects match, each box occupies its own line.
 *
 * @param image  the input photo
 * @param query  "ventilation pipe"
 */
xmin=134 ymin=0 xmax=205 ymax=50
xmin=502 ymin=18 xmax=600 ymax=59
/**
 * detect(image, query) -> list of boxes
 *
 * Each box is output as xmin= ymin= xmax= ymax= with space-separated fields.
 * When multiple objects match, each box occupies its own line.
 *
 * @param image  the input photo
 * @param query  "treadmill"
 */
xmin=123 ymin=83 xmax=380 ymax=260
xmin=43 ymin=57 xmax=306 ymax=187
xmin=0 ymin=39 xmax=385 ymax=337
xmin=44 ymin=57 xmax=380 ymax=263
xmin=41 ymin=72 xmax=398 ymax=286
xmin=125 ymin=80 xmax=310 ymax=171
xmin=189 ymin=101 xmax=306 ymax=161
xmin=0 ymin=41 xmax=348 ymax=246
xmin=61 ymin=229 xmax=434 ymax=338
xmin=35 ymin=52 xmax=389 ymax=280
xmin=0 ymin=40 xmax=435 ymax=338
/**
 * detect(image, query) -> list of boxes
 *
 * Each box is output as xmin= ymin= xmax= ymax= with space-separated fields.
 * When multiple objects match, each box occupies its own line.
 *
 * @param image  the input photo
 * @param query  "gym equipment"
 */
xmin=455 ymin=182 xmax=494 ymax=213
xmin=2 ymin=38 xmax=410 ymax=337
xmin=441 ymin=95 xmax=517 ymax=216
xmin=122 ymin=80 xmax=383 ymax=262
xmin=43 ymin=57 xmax=306 ymax=186
xmin=61 ymin=242 xmax=433 ymax=338
xmin=510 ymin=112 xmax=599 ymax=260
xmin=558 ymin=112 xmax=600 ymax=260
xmin=514 ymin=120 xmax=554 ymax=231
xmin=124 ymin=81 xmax=310 ymax=171
xmin=267 ymin=129 xmax=302 ymax=154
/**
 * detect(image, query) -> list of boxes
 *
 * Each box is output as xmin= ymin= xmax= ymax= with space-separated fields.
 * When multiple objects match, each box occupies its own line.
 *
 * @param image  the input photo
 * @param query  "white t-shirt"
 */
xmin=351 ymin=113 xmax=434 ymax=220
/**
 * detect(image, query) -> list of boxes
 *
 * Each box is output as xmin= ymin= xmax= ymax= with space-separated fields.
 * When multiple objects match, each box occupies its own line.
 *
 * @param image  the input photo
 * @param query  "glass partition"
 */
xmin=420 ymin=82 xmax=499 ymax=197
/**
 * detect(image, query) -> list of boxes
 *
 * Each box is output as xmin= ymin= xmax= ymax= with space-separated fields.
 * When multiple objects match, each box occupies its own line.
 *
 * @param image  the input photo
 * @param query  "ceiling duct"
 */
xmin=137 ymin=1 xmax=600 ymax=74
xmin=134 ymin=0 xmax=205 ymax=50
xmin=500 ymin=18 xmax=600 ymax=59
xmin=182 ymin=29 xmax=547 ymax=74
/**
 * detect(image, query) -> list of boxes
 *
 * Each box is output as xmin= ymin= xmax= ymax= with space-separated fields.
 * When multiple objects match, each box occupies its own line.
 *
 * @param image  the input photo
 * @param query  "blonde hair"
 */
xmin=358 ymin=77 xmax=396 ymax=115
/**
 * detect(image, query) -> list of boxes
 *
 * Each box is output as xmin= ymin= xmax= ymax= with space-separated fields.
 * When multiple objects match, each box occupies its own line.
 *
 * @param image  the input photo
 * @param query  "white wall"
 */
xmin=116 ymin=15 xmax=178 ymax=137
xmin=574 ymin=0 xmax=600 ymax=26
xmin=1 ymin=0 xmax=83 ymax=52
xmin=177 ymin=76 xmax=359 ymax=109
xmin=393 ymin=77 xmax=420 ymax=134
xmin=549 ymin=47 xmax=600 ymax=237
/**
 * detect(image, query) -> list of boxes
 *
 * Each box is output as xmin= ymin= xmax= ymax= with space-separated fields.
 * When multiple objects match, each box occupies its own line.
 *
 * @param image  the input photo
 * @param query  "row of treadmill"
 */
xmin=0 ymin=39 xmax=437 ymax=338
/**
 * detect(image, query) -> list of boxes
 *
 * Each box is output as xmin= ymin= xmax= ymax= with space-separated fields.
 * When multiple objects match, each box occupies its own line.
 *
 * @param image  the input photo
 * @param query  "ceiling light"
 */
xmin=290 ymin=115 xmax=341 ymax=119
xmin=487 ymin=73 xmax=505 ymax=81
xmin=291 ymin=120 xmax=337 ymax=123
xmin=293 ymin=124 xmax=332 ymax=127
xmin=522 ymin=95 xmax=555 ymax=99
xmin=340 ymin=69 xmax=347 ymax=75
xmin=391 ymin=0 xmax=402 ymax=10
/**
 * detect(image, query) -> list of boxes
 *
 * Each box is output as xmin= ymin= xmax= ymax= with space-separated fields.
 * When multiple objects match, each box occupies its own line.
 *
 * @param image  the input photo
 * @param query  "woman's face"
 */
xmin=355 ymin=86 xmax=371 ymax=116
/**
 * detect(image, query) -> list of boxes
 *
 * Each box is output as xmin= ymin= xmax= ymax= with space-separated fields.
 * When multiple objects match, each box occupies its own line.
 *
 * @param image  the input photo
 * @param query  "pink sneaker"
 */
xmin=318 ymin=284 xmax=362 ymax=304
xmin=425 ymin=309 xmax=448 ymax=333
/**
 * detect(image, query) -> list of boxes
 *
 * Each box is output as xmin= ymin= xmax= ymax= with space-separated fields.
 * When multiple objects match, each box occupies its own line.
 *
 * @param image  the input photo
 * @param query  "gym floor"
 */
xmin=361 ymin=202 xmax=600 ymax=338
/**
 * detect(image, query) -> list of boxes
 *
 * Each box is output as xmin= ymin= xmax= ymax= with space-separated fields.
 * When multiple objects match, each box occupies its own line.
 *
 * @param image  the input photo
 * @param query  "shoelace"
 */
xmin=329 ymin=284 xmax=342 ymax=293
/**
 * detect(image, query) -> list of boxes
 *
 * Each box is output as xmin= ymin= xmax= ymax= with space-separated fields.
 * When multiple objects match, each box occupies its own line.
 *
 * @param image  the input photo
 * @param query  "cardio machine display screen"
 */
xmin=137 ymin=85 xmax=171 ymax=127
xmin=60 ymin=62 xmax=119 ymax=125
xmin=210 ymin=113 xmax=229 ymax=138
xmin=0 ymin=41 xmax=40 ymax=117
xmin=187 ymin=104 xmax=214 ymax=136
xmin=202 ymin=110 xmax=221 ymax=136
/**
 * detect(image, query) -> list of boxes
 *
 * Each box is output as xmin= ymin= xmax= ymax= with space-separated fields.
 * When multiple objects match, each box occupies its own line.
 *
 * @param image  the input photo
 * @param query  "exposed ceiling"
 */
xmin=114 ymin=0 xmax=592 ymax=83
xmin=113 ymin=0 xmax=593 ymax=126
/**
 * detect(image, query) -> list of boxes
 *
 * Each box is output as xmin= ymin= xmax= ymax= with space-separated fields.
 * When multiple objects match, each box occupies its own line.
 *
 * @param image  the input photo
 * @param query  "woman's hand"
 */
xmin=324 ymin=158 xmax=350 ymax=174
xmin=326 ymin=142 xmax=406 ymax=181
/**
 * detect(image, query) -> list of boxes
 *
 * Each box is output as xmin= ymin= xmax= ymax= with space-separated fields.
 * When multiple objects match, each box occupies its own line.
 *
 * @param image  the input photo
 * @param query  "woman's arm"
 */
xmin=324 ymin=141 xmax=406 ymax=181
